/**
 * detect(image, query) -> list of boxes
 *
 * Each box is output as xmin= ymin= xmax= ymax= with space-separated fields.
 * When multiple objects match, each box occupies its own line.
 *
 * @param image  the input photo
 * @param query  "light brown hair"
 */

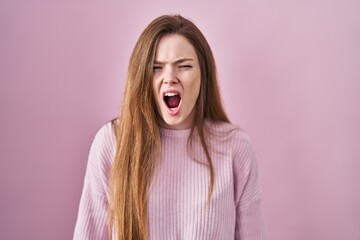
xmin=108 ymin=14 xmax=229 ymax=240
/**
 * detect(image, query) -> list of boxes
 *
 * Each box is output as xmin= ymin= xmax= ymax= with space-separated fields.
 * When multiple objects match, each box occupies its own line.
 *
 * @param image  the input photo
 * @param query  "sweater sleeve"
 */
xmin=73 ymin=122 xmax=115 ymax=240
xmin=233 ymin=133 xmax=267 ymax=240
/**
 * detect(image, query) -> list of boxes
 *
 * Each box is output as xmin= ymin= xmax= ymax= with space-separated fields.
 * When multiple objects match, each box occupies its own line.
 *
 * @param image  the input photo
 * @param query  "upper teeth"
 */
xmin=165 ymin=92 xmax=178 ymax=97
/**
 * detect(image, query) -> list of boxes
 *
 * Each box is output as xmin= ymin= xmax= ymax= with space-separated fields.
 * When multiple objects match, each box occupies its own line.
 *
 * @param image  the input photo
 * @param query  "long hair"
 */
xmin=108 ymin=14 xmax=229 ymax=240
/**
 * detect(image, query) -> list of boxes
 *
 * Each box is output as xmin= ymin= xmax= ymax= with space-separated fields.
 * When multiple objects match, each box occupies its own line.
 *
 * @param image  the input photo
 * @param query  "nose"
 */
xmin=163 ymin=66 xmax=178 ymax=84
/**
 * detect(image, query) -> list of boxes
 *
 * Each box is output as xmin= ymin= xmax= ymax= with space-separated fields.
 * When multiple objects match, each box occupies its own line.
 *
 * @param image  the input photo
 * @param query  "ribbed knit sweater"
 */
xmin=73 ymin=120 xmax=267 ymax=240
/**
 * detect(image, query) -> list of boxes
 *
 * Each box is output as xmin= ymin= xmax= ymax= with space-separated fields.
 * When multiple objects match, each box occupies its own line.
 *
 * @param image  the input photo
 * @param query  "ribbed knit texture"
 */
xmin=73 ymin=120 xmax=267 ymax=240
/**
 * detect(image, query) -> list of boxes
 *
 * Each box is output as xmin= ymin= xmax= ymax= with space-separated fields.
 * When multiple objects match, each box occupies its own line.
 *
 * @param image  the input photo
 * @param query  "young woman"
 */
xmin=74 ymin=15 xmax=267 ymax=240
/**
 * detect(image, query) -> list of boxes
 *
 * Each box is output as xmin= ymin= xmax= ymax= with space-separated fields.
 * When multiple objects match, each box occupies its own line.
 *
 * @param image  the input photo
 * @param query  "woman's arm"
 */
xmin=73 ymin=123 xmax=114 ymax=240
xmin=233 ymin=133 xmax=267 ymax=240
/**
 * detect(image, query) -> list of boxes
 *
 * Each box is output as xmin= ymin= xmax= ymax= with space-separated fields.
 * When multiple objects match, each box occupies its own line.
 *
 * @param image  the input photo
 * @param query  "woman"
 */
xmin=74 ymin=14 xmax=267 ymax=240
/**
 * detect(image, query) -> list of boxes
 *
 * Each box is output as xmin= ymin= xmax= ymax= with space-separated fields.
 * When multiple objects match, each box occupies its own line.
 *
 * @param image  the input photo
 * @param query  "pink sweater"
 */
xmin=73 ymin=120 xmax=267 ymax=239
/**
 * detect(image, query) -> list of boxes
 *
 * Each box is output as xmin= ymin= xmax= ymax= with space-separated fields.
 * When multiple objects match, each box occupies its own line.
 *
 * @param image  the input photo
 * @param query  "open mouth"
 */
xmin=163 ymin=92 xmax=181 ymax=110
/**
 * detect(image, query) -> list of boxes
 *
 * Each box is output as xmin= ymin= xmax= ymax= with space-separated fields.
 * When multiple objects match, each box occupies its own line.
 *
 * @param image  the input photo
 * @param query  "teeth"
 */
xmin=164 ymin=92 xmax=178 ymax=97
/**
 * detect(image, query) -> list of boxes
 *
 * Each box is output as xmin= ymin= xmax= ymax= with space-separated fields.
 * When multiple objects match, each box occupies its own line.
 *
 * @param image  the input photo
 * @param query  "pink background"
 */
xmin=1 ymin=1 xmax=359 ymax=239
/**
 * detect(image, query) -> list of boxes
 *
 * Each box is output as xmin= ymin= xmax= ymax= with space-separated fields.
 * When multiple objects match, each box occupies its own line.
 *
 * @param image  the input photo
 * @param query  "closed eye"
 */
xmin=179 ymin=65 xmax=192 ymax=68
xmin=153 ymin=66 xmax=163 ymax=71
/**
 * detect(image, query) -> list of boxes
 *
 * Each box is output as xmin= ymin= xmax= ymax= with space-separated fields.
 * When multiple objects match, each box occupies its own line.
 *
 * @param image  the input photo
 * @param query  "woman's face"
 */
xmin=152 ymin=34 xmax=201 ymax=130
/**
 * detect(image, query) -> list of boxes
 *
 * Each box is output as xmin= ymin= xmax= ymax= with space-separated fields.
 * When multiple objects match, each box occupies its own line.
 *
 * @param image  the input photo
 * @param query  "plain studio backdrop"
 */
xmin=0 ymin=1 xmax=359 ymax=239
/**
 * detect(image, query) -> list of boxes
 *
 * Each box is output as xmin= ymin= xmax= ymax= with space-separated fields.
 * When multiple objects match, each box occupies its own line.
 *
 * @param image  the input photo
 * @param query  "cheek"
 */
xmin=151 ymin=79 xmax=158 ymax=103
xmin=152 ymin=77 xmax=159 ymax=96
xmin=186 ymin=77 xmax=201 ymax=103
xmin=192 ymin=74 xmax=201 ymax=97
xmin=152 ymin=81 xmax=156 ymax=96
xmin=152 ymin=74 xmax=163 ymax=90
xmin=152 ymin=77 xmax=163 ymax=109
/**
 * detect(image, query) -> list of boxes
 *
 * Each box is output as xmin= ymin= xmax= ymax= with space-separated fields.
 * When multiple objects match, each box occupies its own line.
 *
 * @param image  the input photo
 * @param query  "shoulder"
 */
xmin=84 ymin=119 xmax=117 ymax=197
xmin=92 ymin=120 xmax=116 ymax=145
xmin=204 ymin=119 xmax=252 ymax=146
xmin=88 ymin=119 xmax=117 ymax=169
xmin=204 ymin=120 xmax=257 ymax=162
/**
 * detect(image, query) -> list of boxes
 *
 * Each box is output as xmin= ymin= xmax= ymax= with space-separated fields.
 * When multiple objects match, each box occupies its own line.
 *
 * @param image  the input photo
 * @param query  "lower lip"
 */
xmin=165 ymin=100 xmax=182 ymax=115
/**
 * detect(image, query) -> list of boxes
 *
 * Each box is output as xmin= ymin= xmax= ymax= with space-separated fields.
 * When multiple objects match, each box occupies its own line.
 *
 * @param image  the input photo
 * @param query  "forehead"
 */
xmin=155 ymin=34 xmax=198 ymax=62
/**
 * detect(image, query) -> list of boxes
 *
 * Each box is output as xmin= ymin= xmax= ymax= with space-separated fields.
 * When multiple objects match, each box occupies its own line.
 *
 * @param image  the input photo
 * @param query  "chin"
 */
xmin=158 ymin=106 xmax=195 ymax=129
xmin=163 ymin=119 xmax=183 ymax=128
xmin=160 ymin=115 xmax=189 ymax=130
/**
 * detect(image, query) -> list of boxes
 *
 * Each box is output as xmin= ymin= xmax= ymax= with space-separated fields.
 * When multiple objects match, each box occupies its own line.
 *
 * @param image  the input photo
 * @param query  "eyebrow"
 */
xmin=153 ymin=58 xmax=194 ymax=65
